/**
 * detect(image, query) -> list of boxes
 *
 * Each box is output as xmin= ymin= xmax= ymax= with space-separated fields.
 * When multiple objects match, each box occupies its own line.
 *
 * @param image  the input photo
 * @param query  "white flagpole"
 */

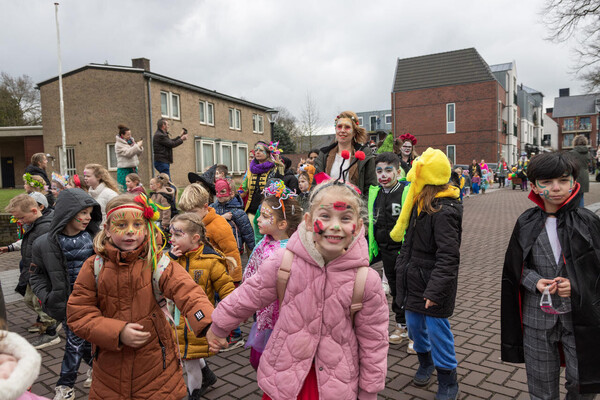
xmin=55 ymin=3 xmax=67 ymax=175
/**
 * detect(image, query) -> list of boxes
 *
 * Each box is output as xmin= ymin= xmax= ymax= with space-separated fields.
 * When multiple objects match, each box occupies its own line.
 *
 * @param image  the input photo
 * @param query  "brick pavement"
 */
xmin=2 ymin=181 xmax=600 ymax=399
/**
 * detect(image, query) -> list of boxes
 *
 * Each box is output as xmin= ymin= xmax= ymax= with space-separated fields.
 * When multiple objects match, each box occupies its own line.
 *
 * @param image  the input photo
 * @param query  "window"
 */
xmin=59 ymin=146 xmax=76 ymax=176
xmin=229 ymin=108 xmax=241 ymax=130
xmin=160 ymin=91 xmax=180 ymax=120
xmin=446 ymin=145 xmax=456 ymax=165
xmin=234 ymin=143 xmax=248 ymax=173
xmin=106 ymin=144 xmax=117 ymax=171
xmin=219 ymin=141 xmax=234 ymax=171
xmin=498 ymin=102 xmax=502 ymax=132
xmin=195 ymin=139 xmax=215 ymax=172
xmin=199 ymin=101 xmax=215 ymax=126
xmin=358 ymin=117 xmax=363 ymax=126
xmin=252 ymin=114 xmax=264 ymax=133
xmin=385 ymin=114 xmax=392 ymax=124
xmin=578 ymin=117 xmax=591 ymax=130
xmin=446 ymin=103 xmax=455 ymax=133
xmin=370 ymin=116 xmax=377 ymax=131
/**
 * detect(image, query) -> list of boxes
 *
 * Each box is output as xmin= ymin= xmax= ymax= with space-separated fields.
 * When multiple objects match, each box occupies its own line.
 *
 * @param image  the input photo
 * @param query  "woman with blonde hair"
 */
xmin=83 ymin=164 xmax=119 ymax=221
xmin=314 ymin=110 xmax=376 ymax=195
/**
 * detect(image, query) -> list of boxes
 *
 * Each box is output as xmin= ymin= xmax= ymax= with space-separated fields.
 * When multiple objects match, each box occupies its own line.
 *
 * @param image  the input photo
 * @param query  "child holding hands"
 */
xmin=207 ymin=181 xmax=389 ymax=400
xmin=66 ymin=194 xmax=215 ymax=400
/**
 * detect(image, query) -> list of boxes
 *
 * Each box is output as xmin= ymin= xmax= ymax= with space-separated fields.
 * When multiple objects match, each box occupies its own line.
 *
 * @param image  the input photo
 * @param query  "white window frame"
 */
xmin=59 ymin=146 xmax=77 ymax=176
xmin=199 ymin=101 xmax=215 ymax=126
xmin=358 ymin=116 xmax=363 ymax=126
xmin=446 ymin=145 xmax=456 ymax=165
xmin=219 ymin=142 xmax=234 ymax=171
xmin=195 ymin=139 xmax=216 ymax=173
xmin=229 ymin=108 xmax=241 ymax=130
xmin=385 ymin=114 xmax=392 ymax=124
xmin=160 ymin=91 xmax=181 ymax=120
xmin=446 ymin=103 xmax=456 ymax=134
xmin=106 ymin=144 xmax=118 ymax=171
xmin=234 ymin=143 xmax=249 ymax=173
xmin=370 ymin=115 xmax=377 ymax=131
xmin=253 ymin=114 xmax=264 ymax=133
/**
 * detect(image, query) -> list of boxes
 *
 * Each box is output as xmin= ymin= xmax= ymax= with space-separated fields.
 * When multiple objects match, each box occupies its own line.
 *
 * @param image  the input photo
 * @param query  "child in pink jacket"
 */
xmin=207 ymin=181 xmax=389 ymax=400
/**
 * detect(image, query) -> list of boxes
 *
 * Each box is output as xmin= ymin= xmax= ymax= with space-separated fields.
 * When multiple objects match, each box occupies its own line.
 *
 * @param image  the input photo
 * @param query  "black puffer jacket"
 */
xmin=19 ymin=207 xmax=54 ymax=289
xmin=153 ymin=129 xmax=184 ymax=164
xmin=24 ymin=164 xmax=55 ymax=207
xmin=395 ymin=196 xmax=463 ymax=318
xmin=29 ymin=188 xmax=101 ymax=321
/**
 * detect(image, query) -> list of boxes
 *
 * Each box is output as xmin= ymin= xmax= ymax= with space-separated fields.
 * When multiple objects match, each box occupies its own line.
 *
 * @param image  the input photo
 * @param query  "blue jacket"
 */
xmin=210 ymin=195 xmax=255 ymax=251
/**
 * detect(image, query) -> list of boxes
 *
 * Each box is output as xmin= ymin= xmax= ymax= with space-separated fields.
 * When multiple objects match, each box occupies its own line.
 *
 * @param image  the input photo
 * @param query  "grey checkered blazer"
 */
xmin=520 ymin=227 xmax=573 ymax=330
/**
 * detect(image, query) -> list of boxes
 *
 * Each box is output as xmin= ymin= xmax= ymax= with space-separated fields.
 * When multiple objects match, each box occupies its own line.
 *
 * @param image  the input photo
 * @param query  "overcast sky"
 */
xmin=2 ymin=0 xmax=584 ymax=134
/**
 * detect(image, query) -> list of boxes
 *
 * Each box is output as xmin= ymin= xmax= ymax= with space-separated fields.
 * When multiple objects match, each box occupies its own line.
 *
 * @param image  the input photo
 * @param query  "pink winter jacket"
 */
xmin=211 ymin=222 xmax=389 ymax=400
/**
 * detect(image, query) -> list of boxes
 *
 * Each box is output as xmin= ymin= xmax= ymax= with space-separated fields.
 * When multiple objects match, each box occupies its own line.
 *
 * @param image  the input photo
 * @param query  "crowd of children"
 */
xmin=0 ymin=141 xmax=599 ymax=400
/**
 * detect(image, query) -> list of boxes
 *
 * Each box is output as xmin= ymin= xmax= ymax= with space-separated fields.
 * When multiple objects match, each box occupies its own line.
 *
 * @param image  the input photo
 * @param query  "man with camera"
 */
xmin=152 ymin=118 xmax=188 ymax=177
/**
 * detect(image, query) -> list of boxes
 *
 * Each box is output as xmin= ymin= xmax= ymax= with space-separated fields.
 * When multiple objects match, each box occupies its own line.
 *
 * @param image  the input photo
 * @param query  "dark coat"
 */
xmin=500 ymin=184 xmax=600 ymax=394
xmin=29 ymin=188 xmax=101 ymax=321
xmin=395 ymin=196 xmax=463 ymax=318
xmin=210 ymin=195 xmax=256 ymax=251
xmin=571 ymin=145 xmax=591 ymax=193
xmin=283 ymin=169 xmax=299 ymax=194
xmin=468 ymin=163 xmax=481 ymax=179
xmin=25 ymin=164 xmax=55 ymax=207
xmin=19 ymin=207 xmax=54 ymax=289
xmin=153 ymin=128 xmax=184 ymax=164
xmin=314 ymin=141 xmax=377 ymax=196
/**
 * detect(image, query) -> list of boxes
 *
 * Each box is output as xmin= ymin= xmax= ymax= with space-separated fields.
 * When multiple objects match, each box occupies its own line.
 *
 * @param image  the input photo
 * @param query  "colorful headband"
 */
xmin=23 ymin=173 xmax=45 ymax=189
xmin=399 ymin=133 xmax=417 ymax=146
xmin=262 ymin=180 xmax=297 ymax=219
xmin=335 ymin=115 xmax=360 ymax=126
xmin=51 ymin=172 xmax=68 ymax=188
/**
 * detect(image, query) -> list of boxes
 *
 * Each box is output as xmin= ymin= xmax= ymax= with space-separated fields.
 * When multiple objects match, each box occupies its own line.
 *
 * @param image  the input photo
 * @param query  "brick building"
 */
xmin=550 ymin=88 xmax=600 ymax=152
xmin=37 ymin=58 xmax=273 ymax=186
xmin=391 ymin=48 xmax=520 ymax=166
xmin=0 ymin=126 xmax=44 ymax=188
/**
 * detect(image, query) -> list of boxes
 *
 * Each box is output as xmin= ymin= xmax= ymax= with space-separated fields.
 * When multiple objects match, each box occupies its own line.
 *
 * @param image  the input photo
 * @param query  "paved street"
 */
xmin=2 ymin=181 xmax=600 ymax=399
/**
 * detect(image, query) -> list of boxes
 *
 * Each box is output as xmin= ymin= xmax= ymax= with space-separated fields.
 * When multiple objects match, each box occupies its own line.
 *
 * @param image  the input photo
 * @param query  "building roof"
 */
xmin=489 ymin=62 xmax=513 ymax=72
xmin=36 ymin=63 xmax=271 ymax=111
xmin=392 ymin=48 xmax=495 ymax=92
xmin=552 ymin=93 xmax=600 ymax=118
xmin=521 ymin=85 xmax=543 ymax=96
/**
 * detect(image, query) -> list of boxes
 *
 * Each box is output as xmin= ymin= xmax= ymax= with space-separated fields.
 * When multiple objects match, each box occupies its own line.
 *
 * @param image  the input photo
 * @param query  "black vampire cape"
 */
xmin=500 ymin=183 xmax=600 ymax=393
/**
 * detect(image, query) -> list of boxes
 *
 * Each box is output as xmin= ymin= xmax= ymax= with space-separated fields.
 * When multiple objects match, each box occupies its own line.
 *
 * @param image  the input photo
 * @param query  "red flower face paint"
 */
xmin=314 ymin=219 xmax=325 ymax=234
xmin=333 ymin=201 xmax=349 ymax=211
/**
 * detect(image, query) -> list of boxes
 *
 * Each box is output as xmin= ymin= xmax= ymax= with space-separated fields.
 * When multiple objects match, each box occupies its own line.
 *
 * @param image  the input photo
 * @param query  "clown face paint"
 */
xmin=257 ymin=204 xmax=280 ymax=236
xmin=401 ymin=141 xmax=413 ymax=157
xmin=375 ymin=162 xmax=399 ymax=189
xmin=310 ymin=193 xmax=361 ymax=263
xmin=532 ymin=175 xmax=574 ymax=213
xmin=106 ymin=208 xmax=147 ymax=251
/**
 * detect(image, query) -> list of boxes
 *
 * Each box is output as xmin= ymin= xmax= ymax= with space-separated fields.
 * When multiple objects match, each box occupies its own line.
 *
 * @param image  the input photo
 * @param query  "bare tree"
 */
xmin=275 ymin=106 xmax=301 ymax=139
xmin=0 ymin=72 xmax=42 ymax=125
xmin=300 ymin=93 xmax=322 ymax=151
xmin=543 ymin=0 xmax=600 ymax=91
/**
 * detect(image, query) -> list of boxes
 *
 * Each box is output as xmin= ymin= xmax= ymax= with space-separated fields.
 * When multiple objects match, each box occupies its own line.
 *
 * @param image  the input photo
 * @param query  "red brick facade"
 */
xmin=392 ymin=81 xmax=517 ymax=165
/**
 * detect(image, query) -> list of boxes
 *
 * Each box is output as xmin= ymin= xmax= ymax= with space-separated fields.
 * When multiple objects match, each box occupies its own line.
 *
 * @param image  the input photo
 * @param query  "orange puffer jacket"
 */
xmin=203 ymin=207 xmax=243 ymax=282
xmin=67 ymin=243 xmax=215 ymax=400
xmin=170 ymin=243 xmax=235 ymax=359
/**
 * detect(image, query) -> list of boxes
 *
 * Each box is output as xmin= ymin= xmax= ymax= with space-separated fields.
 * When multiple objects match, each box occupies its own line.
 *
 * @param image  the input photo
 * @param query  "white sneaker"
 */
xmin=53 ymin=385 xmax=75 ymax=400
xmin=83 ymin=367 xmax=93 ymax=388
xmin=389 ymin=327 xmax=406 ymax=344
xmin=406 ymin=339 xmax=417 ymax=354
xmin=382 ymin=282 xmax=390 ymax=295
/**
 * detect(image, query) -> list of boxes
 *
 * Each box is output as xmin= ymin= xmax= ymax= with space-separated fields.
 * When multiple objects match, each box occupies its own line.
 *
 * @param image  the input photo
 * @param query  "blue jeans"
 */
xmin=405 ymin=310 xmax=457 ymax=369
xmin=154 ymin=161 xmax=171 ymax=177
xmin=57 ymin=322 xmax=92 ymax=388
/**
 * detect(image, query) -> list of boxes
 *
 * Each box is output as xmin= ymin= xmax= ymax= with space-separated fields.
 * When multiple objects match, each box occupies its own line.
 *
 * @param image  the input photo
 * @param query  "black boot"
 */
xmin=435 ymin=368 xmax=459 ymax=400
xmin=199 ymin=362 xmax=217 ymax=395
xmin=413 ymin=352 xmax=435 ymax=386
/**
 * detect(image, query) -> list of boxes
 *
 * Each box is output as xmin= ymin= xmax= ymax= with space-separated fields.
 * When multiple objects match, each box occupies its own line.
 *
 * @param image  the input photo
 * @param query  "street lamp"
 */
xmin=266 ymin=108 xmax=279 ymax=143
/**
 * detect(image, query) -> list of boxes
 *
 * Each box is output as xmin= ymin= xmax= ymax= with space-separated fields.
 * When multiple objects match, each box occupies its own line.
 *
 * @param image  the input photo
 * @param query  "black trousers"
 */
xmin=380 ymin=246 xmax=405 ymax=324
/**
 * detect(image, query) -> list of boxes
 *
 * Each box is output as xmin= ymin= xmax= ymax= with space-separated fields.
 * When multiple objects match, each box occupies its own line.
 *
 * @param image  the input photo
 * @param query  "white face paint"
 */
xmin=401 ymin=141 xmax=412 ymax=157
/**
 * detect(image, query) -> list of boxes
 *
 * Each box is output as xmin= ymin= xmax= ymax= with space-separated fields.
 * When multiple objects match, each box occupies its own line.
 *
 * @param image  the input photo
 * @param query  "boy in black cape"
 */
xmin=501 ymin=151 xmax=600 ymax=398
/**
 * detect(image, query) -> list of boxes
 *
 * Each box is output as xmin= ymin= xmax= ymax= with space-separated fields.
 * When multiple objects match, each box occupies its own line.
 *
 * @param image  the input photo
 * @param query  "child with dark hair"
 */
xmin=214 ymin=164 xmax=229 ymax=181
xmin=280 ymin=156 xmax=299 ymax=194
xmin=368 ymin=152 xmax=409 ymax=346
xmin=502 ymin=151 xmax=600 ymax=398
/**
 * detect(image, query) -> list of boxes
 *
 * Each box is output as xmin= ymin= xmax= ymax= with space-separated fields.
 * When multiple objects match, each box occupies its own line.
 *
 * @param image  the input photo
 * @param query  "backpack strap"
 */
xmin=152 ymin=253 xmax=173 ymax=306
xmin=277 ymin=249 xmax=294 ymax=305
xmin=350 ymin=266 xmax=369 ymax=326
xmin=93 ymin=255 xmax=103 ymax=286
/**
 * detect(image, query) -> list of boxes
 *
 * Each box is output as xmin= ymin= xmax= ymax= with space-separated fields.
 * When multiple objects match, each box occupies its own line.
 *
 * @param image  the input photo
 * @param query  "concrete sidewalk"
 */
xmin=4 ymin=182 xmax=600 ymax=399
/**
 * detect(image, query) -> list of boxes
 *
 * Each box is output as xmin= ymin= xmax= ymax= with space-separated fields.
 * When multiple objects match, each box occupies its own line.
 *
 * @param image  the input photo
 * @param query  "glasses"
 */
xmin=539 ymin=286 xmax=571 ymax=314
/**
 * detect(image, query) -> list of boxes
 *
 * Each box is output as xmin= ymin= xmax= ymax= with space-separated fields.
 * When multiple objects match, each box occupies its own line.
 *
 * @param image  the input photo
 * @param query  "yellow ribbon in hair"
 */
xmin=390 ymin=147 xmax=452 ymax=242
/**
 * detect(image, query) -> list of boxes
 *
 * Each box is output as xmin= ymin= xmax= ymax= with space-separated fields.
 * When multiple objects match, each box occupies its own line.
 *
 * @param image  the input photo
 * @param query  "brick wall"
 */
xmin=0 ymin=214 xmax=18 ymax=244
xmin=393 ymin=81 xmax=504 ymax=164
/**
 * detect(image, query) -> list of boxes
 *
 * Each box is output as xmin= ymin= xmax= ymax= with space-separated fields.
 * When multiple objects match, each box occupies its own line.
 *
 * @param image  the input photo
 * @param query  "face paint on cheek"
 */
xmin=351 ymin=224 xmax=356 ymax=235
xmin=543 ymin=190 xmax=550 ymax=198
xmin=314 ymin=219 xmax=324 ymax=235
